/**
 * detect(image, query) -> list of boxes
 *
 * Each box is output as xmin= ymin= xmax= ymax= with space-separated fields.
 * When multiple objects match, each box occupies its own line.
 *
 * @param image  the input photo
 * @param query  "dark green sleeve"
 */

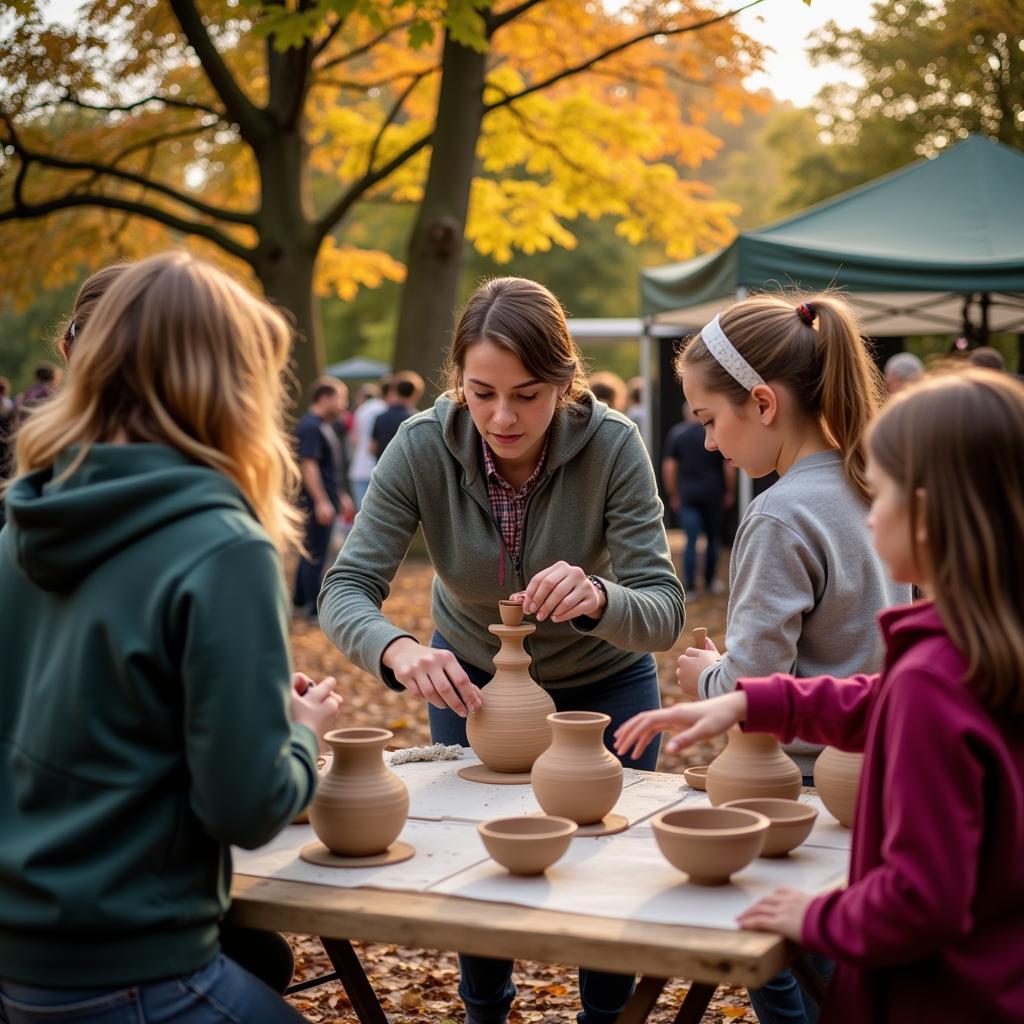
xmin=174 ymin=537 xmax=318 ymax=850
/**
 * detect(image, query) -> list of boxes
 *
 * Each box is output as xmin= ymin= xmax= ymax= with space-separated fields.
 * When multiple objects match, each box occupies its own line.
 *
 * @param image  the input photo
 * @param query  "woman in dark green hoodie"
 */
xmin=0 ymin=253 xmax=341 ymax=1022
xmin=320 ymin=276 xmax=685 ymax=1024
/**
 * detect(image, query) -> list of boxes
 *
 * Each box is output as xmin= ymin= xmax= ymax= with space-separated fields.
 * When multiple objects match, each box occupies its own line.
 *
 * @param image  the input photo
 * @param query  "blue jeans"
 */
xmin=678 ymin=501 xmax=722 ymax=590
xmin=0 ymin=956 xmax=305 ymax=1024
xmin=292 ymin=498 xmax=335 ymax=614
xmin=429 ymin=634 xmax=661 ymax=1024
xmin=748 ymin=953 xmax=834 ymax=1024
xmin=351 ymin=478 xmax=371 ymax=512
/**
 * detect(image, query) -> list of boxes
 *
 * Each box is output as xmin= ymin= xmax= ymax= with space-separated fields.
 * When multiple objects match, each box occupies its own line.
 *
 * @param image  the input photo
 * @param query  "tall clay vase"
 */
xmin=705 ymin=727 xmax=802 ymax=807
xmin=466 ymin=618 xmax=556 ymax=772
xmin=309 ymin=728 xmax=409 ymax=856
xmin=813 ymin=747 xmax=863 ymax=828
xmin=531 ymin=712 xmax=624 ymax=825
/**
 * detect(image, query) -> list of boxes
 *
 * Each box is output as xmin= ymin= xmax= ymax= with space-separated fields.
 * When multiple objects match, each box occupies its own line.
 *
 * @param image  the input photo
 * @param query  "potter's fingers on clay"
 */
xmin=429 ymin=674 xmax=469 ymax=717
xmin=538 ymin=577 xmax=578 ymax=620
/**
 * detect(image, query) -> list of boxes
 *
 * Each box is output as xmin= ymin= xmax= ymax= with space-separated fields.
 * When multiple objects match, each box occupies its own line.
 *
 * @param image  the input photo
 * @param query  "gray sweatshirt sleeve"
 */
xmin=571 ymin=428 xmax=685 ymax=650
xmin=698 ymin=512 xmax=821 ymax=699
xmin=318 ymin=434 xmax=419 ymax=687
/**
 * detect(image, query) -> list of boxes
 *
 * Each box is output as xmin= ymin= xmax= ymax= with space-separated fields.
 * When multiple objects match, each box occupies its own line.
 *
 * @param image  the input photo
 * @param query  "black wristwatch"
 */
xmin=587 ymin=574 xmax=608 ymax=612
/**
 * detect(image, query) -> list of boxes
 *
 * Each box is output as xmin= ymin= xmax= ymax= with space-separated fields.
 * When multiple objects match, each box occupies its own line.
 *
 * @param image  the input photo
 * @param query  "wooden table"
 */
xmin=229 ymin=871 xmax=807 ymax=1023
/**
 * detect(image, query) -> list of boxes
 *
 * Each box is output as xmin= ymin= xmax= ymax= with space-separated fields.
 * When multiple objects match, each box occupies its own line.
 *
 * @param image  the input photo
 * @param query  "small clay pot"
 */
xmin=652 ymin=806 xmax=769 ymax=885
xmin=498 ymin=600 xmax=525 ymax=627
xmin=478 ymin=815 xmax=578 ymax=875
xmin=721 ymin=798 xmax=818 ymax=857
xmin=692 ymin=627 xmax=708 ymax=648
xmin=531 ymin=712 xmax=623 ymax=825
xmin=309 ymin=728 xmax=409 ymax=856
xmin=682 ymin=764 xmax=709 ymax=791
xmin=813 ymin=747 xmax=863 ymax=828
xmin=705 ymin=727 xmax=802 ymax=806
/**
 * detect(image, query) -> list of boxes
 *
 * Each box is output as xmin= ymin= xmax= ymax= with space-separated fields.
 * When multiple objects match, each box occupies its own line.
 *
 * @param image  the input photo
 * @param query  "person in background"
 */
xmin=371 ymin=369 xmax=424 ymax=457
xmin=617 ymin=368 xmax=1024 ymax=1024
xmin=293 ymin=377 xmax=352 ymax=623
xmin=0 ymin=251 xmax=341 ymax=1022
xmin=661 ymin=401 xmax=734 ymax=596
xmin=968 ymin=345 xmax=1006 ymax=371
xmin=883 ymin=351 xmax=924 ymax=396
xmin=349 ymin=381 xmax=387 ymax=510
xmin=587 ymin=371 xmax=628 ymax=412
xmin=14 ymin=363 xmax=62 ymax=425
xmin=626 ymin=376 xmax=647 ymax=437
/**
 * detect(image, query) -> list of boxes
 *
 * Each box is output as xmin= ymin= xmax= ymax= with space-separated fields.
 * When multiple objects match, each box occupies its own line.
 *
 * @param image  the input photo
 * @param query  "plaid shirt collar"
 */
xmin=481 ymin=432 xmax=550 ymax=494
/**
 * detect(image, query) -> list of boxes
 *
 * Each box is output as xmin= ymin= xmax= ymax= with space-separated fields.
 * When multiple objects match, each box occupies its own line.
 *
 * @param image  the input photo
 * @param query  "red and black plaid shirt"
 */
xmin=482 ymin=434 xmax=550 ymax=561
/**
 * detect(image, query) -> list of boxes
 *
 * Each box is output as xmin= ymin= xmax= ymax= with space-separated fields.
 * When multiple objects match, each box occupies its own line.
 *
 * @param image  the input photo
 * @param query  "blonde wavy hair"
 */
xmin=14 ymin=251 xmax=302 ymax=553
xmin=868 ymin=368 xmax=1024 ymax=716
xmin=677 ymin=293 xmax=884 ymax=502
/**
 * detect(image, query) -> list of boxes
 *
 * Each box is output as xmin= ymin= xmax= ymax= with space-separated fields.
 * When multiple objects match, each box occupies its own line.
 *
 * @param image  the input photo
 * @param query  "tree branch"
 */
xmin=315 ymin=18 xmax=414 ymax=72
xmin=486 ymin=0 xmax=546 ymax=34
xmin=0 ymin=188 xmax=255 ymax=264
xmin=53 ymin=90 xmax=229 ymax=124
xmin=312 ymin=66 xmax=438 ymax=94
xmin=311 ymin=11 xmax=347 ymax=61
xmin=483 ymin=0 xmax=766 ymax=114
xmin=167 ymin=0 xmax=268 ymax=142
xmin=365 ymin=70 xmax=429 ymax=176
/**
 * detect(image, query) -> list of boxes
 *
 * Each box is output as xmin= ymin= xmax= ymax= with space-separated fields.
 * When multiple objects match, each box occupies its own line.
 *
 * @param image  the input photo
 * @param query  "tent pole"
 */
xmin=640 ymin=320 xmax=654 ymax=455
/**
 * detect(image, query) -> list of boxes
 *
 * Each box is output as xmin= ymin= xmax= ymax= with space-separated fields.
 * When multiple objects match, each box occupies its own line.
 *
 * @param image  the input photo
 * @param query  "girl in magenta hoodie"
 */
xmin=616 ymin=368 xmax=1024 ymax=1023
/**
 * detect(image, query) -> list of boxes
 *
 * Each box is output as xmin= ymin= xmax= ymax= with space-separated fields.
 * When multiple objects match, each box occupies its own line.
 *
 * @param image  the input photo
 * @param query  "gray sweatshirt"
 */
xmin=699 ymin=450 xmax=912 ymax=774
xmin=319 ymin=394 xmax=684 ymax=690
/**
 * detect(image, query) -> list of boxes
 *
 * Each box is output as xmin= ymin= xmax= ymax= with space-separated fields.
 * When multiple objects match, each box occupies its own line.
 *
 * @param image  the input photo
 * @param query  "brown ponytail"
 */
xmin=676 ymin=292 xmax=884 ymax=501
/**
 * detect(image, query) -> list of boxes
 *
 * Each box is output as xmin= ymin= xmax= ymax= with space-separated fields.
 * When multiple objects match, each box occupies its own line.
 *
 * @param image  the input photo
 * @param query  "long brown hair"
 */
xmin=15 ymin=252 xmax=301 ymax=554
xmin=676 ymin=293 xmax=884 ymax=501
xmin=869 ymin=368 xmax=1024 ymax=715
xmin=445 ymin=277 xmax=589 ymax=407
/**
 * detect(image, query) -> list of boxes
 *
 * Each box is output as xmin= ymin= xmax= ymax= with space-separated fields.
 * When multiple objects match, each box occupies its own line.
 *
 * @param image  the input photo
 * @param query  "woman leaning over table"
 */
xmin=319 ymin=276 xmax=684 ymax=1024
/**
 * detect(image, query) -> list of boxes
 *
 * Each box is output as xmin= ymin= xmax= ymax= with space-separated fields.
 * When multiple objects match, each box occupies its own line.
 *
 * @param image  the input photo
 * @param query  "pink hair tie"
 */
xmin=797 ymin=303 xmax=817 ymax=326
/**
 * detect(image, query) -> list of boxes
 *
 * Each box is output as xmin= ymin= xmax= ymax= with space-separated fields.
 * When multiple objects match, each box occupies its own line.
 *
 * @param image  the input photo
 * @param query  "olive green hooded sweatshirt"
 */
xmin=0 ymin=445 xmax=317 ymax=987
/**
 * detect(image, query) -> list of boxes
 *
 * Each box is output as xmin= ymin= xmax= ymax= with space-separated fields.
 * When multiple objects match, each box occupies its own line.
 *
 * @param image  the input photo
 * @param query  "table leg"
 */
xmin=319 ymin=937 xmax=390 ymax=1024
xmin=614 ymin=976 xmax=667 ymax=1023
xmin=670 ymin=982 xmax=716 ymax=1024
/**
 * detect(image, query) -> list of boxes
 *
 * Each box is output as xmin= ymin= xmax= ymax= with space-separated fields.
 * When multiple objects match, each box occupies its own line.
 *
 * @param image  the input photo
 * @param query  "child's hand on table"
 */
xmin=613 ymin=690 xmax=747 ymax=761
xmin=737 ymin=886 xmax=815 ymax=943
xmin=677 ymin=634 xmax=722 ymax=700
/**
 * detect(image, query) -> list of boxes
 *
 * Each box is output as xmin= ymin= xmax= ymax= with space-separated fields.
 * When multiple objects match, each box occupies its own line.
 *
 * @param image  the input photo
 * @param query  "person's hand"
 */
xmin=736 ymin=886 xmax=815 ymax=942
xmin=677 ymin=635 xmax=721 ymax=700
xmin=511 ymin=562 xmax=605 ymax=623
xmin=314 ymin=499 xmax=335 ymax=527
xmin=290 ymin=673 xmax=343 ymax=742
xmin=339 ymin=493 xmax=356 ymax=519
xmin=381 ymin=638 xmax=483 ymax=718
xmin=613 ymin=690 xmax=747 ymax=761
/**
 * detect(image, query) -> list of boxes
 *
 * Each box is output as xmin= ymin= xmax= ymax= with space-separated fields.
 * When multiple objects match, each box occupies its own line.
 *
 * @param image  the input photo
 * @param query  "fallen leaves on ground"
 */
xmin=284 ymin=539 xmax=754 ymax=1022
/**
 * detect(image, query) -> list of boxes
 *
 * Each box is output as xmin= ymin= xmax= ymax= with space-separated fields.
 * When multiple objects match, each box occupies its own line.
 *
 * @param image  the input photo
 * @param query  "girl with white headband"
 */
xmin=621 ymin=293 xmax=911 ymax=1024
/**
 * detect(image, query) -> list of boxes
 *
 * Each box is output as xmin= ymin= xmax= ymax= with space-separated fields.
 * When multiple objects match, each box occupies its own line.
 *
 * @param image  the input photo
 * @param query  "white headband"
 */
xmin=700 ymin=314 xmax=765 ymax=392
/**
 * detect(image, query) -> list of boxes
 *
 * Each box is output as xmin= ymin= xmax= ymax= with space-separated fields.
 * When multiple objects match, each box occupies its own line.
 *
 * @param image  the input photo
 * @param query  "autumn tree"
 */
xmin=1 ymin=0 xmax=767 ymax=392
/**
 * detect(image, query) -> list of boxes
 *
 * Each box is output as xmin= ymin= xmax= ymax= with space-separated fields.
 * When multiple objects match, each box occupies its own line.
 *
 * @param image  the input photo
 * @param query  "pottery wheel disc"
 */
xmin=299 ymin=841 xmax=415 ymax=869
xmin=457 ymin=763 xmax=533 ymax=786
xmin=527 ymin=811 xmax=629 ymax=837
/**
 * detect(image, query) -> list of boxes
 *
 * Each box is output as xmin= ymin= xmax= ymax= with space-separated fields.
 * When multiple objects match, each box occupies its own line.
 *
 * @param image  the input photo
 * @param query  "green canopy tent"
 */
xmin=641 ymin=134 xmax=1024 ymax=339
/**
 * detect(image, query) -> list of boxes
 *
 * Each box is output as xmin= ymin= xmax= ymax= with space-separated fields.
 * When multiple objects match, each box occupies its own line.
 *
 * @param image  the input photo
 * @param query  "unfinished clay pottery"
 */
xmin=498 ymin=600 xmax=525 ymax=626
xmin=682 ymin=764 xmax=709 ymax=791
xmin=722 ymin=798 xmax=818 ymax=857
xmin=531 ymin=712 xmax=624 ymax=825
xmin=813 ymin=747 xmax=862 ymax=828
xmin=465 ymin=607 xmax=556 ymax=774
xmin=308 ymin=728 xmax=409 ymax=856
xmin=652 ymin=806 xmax=769 ymax=885
xmin=705 ymin=727 xmax=802 ymax=806
xmin=478 ymin=815 xmax=578 ymax=875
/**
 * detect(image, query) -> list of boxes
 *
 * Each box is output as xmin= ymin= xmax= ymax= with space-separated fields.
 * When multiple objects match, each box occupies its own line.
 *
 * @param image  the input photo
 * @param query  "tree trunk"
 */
xmin=254 ymin=127 xmax=323 ymax=402
xmin=393 ymin=32 xmax=487 ymax=399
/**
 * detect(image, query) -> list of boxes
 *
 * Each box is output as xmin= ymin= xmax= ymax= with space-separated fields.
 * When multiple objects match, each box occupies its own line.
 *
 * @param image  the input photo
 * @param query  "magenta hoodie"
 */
xmin=739 ymin=601 xmax=1024 ymax=1023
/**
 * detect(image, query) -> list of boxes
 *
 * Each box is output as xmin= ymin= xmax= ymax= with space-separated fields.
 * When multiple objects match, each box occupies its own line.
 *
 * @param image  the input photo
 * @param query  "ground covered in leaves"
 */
xmin=283 ymin=536 xmax=756 ymax=1022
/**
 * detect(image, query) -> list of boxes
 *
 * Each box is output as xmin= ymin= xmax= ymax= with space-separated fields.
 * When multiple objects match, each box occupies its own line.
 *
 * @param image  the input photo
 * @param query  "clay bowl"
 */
xmin=683 ymin=764 xmax=709 ymax=791
xmin=722 ymin=798 xmax=818 ymax=857
xmin=498 ymin=600 xmax=525 ymax=626
xmin=652 ymin=806 xmax=769 ymax=885
xmin=478 ymin=815 xmax=577 ymax=876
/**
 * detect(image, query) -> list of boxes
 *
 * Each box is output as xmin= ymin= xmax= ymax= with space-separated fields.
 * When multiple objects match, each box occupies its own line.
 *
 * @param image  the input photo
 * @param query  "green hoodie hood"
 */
xmin=4 ymin=444 xmax=251 ymax=592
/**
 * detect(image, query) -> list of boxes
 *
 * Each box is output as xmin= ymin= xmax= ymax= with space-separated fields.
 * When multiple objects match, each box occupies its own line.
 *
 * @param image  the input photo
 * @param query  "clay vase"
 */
xmin=308 ymin=728 xmax=409 ymax=856
xmin=531 ymin=712 xmax=624 ymax=825
xmin=466 ymin=612 xmax=556 ymax=773
xmin=705 ymin=727 xmax=802 ymax=806
xmin=499 ymin=600 xmax=525 ymax=626
xmin=813 ymin=747 xmax=863 ymax=828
